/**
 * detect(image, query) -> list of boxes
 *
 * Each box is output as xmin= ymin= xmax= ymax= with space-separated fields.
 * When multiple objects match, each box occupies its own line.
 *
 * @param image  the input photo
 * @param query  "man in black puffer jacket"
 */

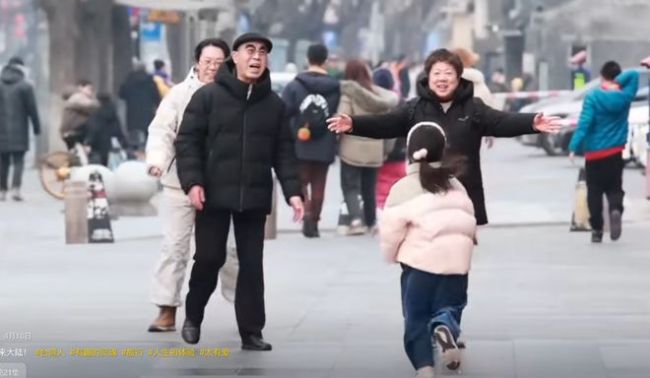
xmin=0 ymin=57 xmax=40 ymax=202
xmin=175 ymin=33 xmax=303 ymax=351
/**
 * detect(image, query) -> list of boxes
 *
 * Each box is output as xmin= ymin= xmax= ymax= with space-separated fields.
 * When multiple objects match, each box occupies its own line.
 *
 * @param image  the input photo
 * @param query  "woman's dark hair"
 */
xmin=344 ymin=59 xmax=374 ymax=91
xmin=194 ymin=38 xmax=231 ymax=62
xmin=424 ymin=48 xmax=463 ymax=78
xmin=407 ymin=124 xmax=465 ymax=194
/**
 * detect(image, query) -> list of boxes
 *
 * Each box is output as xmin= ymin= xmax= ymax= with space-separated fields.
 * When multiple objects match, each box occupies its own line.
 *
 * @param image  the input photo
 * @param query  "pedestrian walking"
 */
xmin=174 ymin=33 xmax=304 ymax=350
xmin=328 ymin=48 xmax=561 ymax=227
xmin=119 ymin=62 xmax=161 ymax=152
xmin=0 ymin=57 xmax=41 ymax=202
xmin=569 ymin=61 xmax=639 ymax=243
xmin=338 ymin=59 xmax=399 ymax=235
xmin=59 ymin=79 xmax=100 ymax=150
xmin=153 ymin=59 xmax=173 ymax=98
xmin=145 ymin=38 xmax=231 ymax=332
xmin=380 ymin=122 xmax=476 ymax=377
xmin=85 ymin=93 xmax=128 ymax=166
xmin=60 ymin=79 xmax=99 ymax=151
xmin=488 ymin=68 xmax=508 ymax=93
xmin=570 ymin=50 xmax=591 ymax=90
xmin=282 ymin=43 xmax=340 ymax=238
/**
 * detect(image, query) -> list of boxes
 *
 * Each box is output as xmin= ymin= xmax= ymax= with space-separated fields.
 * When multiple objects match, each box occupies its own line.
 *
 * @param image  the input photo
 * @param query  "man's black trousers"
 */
xmin=585 ymin=152 xmax=625 ymax=231
xmin=185 ymin=208 xmax=267 ymax=339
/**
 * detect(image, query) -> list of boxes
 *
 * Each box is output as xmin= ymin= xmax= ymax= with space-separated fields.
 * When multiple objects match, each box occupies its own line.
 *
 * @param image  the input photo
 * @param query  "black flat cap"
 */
xmin=233 ymin=32 xmax=273 ymax=53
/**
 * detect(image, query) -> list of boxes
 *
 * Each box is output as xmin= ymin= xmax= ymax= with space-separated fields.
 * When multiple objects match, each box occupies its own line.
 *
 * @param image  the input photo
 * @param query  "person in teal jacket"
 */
xmin=569 ymin=61 xmax=639 ymax=243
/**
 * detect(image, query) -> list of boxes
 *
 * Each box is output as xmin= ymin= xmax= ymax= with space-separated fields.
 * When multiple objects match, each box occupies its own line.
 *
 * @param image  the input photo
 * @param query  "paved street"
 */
xmin=1 ymin=140 xmax=649 ymax=378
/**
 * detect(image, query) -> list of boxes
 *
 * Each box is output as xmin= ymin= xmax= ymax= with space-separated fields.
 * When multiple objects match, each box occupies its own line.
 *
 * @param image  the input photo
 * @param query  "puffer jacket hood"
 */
xmin=293 ymin=71 xmax=340 ymax=96
xmin=0 ymin=65 xmax=24 ymax=85
xmin=216 ymin=58 xmax=272 ymax=102
xmin=340 ymin=80 xmax=399 ymax=113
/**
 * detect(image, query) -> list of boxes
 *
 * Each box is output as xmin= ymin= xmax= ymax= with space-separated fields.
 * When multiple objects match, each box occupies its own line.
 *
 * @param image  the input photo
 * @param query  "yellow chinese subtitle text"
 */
xmin=35 ymin=347 xmax=231 ymax=359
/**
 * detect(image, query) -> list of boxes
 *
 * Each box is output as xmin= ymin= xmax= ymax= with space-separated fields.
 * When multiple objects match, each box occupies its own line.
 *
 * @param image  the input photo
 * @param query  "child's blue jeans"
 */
xmin=400 ymin=264 xmax=468 ymax=369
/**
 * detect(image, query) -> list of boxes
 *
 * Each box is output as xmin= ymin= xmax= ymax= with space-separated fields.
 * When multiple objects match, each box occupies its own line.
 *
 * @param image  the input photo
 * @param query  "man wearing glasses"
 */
xmin=146 ymin=38 xmax=231 ymax=333
xmin=175 ymin=33 xmax=304 ymax=351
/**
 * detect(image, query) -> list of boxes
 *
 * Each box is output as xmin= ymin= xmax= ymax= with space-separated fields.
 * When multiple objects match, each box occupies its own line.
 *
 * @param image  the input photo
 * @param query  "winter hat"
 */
xmin=372 ymin=68 xmax=394 ymax=90
xmin=232 ymin=32 xmax=273 ymax=53
xmin=406 ymin=122 xmax=447 ymax=165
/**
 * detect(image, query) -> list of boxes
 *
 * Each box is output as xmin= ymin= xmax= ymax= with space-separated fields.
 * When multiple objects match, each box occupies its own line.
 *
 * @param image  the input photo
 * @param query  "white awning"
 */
xmin=114 ymin=0 xmax=232 ymax=11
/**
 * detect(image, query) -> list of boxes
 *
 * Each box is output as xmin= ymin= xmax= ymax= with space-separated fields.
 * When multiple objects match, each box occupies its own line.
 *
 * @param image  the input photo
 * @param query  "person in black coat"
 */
xmin=0 ymin=57 xmax=40 ymax=201
xmin=119 ymin=63 xmax=161 ymax=150
xmin=85 ymin=93 xmax=128 ymax=166
xmin=174 ymin=33 xmax=303 ymax=350
xmin=328 ymin=49 xmax=561 ymax=226
xmin=282 ymin=43 xmax=340 ymax=238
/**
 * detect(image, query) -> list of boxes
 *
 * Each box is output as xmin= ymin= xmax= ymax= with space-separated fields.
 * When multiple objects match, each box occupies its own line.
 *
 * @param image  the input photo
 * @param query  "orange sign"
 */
xmin=147 ymin=10 xmax=181 ymax=24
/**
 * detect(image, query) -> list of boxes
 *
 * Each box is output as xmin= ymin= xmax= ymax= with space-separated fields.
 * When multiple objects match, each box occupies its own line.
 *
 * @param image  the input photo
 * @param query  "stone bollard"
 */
xmin=111 ymin=161 xmax=158 ymax=216
xmin=264 ymin=176 xmax=277 ymax=240
xmin=64 ymin=181 xmax=88 ymax=244
xmin=69 ymin=161 xmax=158 ymax=217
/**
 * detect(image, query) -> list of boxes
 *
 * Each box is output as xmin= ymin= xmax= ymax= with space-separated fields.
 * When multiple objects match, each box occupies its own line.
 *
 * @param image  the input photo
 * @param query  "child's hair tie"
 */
xmin=412 ymin=148 xmax=428 ymax=161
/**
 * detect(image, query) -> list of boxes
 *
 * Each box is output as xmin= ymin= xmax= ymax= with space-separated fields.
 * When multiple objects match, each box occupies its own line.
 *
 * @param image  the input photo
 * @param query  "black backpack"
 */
xmin=295 ymin=79 xmax=330 ymax=140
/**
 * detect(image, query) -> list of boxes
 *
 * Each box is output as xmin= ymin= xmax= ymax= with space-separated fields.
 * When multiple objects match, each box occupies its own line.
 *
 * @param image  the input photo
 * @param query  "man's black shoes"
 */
xmin=242 ymin=335 xmax=272 ymax=351
xmin=181 ymin=319 xmax=200 ymax=344
xmin=591 ymin=230 xmax=603 ymax=243
xmin=302 ymin=220 xmax=319 ymax=238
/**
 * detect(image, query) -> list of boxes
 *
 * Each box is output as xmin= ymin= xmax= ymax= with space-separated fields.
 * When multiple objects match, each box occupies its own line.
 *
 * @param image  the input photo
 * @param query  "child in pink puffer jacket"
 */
xmin=380 ymin=122 xmax=476 ymax=378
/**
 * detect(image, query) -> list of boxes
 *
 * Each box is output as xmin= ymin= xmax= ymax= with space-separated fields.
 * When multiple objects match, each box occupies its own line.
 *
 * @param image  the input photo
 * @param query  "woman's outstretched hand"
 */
xmin=327 ymin=114 xmax=353 ymax=134
xmin=532 ymin=113 xmax=562 ymax=134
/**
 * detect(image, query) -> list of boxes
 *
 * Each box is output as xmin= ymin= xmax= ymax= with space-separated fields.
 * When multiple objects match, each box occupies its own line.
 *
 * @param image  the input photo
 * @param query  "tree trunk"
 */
xmin=38 ymin=0 xmax=135 ymax=152
xmin=112 ymin=5 xmax=134 ymax=94
xmin=76 ymin=0 xmax=114 ymax=93
xmin=39 ymin=0 xmax=80 ymax=96
xmin=39 ymin=0 xmax=81 ymax=152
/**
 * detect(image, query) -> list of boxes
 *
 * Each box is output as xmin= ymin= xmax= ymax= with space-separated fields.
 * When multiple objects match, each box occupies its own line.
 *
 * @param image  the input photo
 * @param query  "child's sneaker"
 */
xmin=433 ymin=325 xmax=461 ymax=371
xmin=415 ymin=366 xmax=435 ymax=378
